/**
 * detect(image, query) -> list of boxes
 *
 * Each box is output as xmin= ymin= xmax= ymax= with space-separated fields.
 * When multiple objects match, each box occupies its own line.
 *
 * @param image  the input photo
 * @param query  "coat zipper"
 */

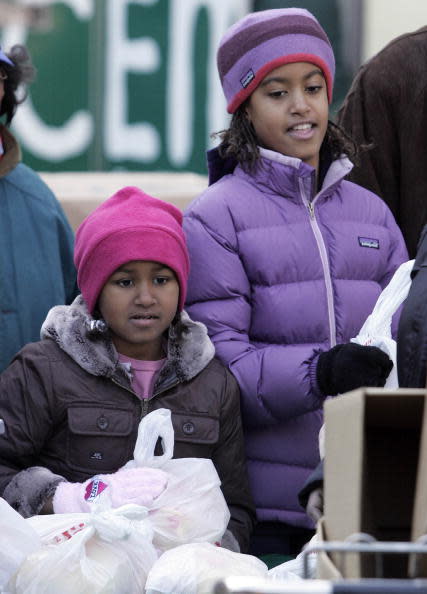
xmin=142 ymin=377 xmax=181 ymax=417
xmin=110 ymin=376 xmax=150 ymax=420
xmin=299 ymin=178 xmax=337 ymax=347
xmin=111 ymin=375 xmax=181 ymax=420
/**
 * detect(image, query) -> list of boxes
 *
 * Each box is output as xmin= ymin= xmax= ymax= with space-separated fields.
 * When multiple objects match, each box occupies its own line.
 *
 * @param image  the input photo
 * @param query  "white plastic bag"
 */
xmin=145 ymin=542 xmax=268 ymax=594
xmin=125 ymin=408 xmax=230 ymax=551
xmin=12 ymin=504 xmax=157 ymax=594
xmin=351 ymin=259 xmax=414 ymax=388
xmin=268 ymin=534 xmax=318 ymax=581
xmin=0 ymin=498 xmax=42 ymax=590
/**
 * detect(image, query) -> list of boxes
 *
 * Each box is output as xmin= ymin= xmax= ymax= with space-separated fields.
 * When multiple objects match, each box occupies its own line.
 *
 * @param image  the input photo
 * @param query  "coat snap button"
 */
xmin=97 ymin=415 xmax=109 ymax=431
xmin=182 ymin=421 xmax=195 ymax=435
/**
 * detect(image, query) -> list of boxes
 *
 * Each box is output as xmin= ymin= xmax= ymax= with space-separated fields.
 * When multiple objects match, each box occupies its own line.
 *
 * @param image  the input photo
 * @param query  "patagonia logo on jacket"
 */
xmin=358 ymin=236 xmax=380 ymax=249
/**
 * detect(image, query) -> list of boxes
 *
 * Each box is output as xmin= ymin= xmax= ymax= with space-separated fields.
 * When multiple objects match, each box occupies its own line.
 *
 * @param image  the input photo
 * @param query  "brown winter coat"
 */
xmin=337 ymin=26 xmax=427 ymax=258
xmin=0 ymin=296 xmax=255 ymax=552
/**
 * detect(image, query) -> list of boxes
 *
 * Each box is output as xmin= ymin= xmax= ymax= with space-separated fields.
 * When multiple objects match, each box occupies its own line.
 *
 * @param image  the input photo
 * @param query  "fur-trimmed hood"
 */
xmin=41 ymin=295 xmax=215 ymax=386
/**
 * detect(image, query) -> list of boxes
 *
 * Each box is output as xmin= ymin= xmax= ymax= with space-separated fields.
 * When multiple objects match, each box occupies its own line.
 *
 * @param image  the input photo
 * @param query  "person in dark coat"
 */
xmin=337 ymin=27 xmax=427 ymax=258
xmin=299 ymin=227 xmax=427 ymax=521
xmin=0 ymin=186 xmax=256 ymax=553
xmin=396 ymin=224 xmax=427 ymax=388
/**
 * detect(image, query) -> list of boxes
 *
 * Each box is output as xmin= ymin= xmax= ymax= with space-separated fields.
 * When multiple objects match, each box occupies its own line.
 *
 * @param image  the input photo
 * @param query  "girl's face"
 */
xmin=98 ymin=260 xmax=179 ymax=360
xmin=245 ymin=61 xmax=329 ymax=173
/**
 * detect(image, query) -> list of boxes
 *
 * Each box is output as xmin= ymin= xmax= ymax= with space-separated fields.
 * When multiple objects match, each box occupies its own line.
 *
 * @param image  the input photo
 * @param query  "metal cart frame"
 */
xmin=213 ymin=537 xmax=427 ymax=594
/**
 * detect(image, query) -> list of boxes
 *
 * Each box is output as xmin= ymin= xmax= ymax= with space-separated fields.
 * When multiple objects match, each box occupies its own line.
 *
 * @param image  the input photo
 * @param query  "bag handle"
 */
xmin=132 ymin=408 xmax=175 ymax=468
xmin=355 ymin=259 xmax=414 ymax=340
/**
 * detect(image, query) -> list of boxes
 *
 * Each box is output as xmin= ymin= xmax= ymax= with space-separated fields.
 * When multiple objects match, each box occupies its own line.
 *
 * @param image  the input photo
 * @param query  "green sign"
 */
xmin=2 ymin=0 xmax=355 ymax=174
xmin=3 ymin=0 xmax=249 ymax=173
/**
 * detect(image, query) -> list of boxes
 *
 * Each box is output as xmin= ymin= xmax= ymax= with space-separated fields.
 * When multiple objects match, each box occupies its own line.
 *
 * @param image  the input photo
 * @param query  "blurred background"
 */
xmin=1 ymin=0 xmax=427 ymax=219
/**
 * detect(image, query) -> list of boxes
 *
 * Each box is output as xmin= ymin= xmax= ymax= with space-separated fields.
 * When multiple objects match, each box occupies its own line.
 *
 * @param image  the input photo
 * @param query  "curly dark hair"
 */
xmin=0 ymin=45 xmax=36 ymax=125
xmin=214 ymin=102 xmax=359 ymax=172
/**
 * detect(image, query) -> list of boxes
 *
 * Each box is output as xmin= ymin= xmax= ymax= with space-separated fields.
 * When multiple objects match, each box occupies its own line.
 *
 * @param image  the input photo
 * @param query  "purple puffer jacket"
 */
xmin=183 ymin=147 xmax=408 ymax=529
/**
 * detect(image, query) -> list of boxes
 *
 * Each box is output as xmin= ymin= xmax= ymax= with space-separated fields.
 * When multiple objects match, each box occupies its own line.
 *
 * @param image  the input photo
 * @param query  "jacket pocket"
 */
xmin=170 ymin=411 xmax=219 ymax=445
xmin=66 ymin=405 xmax=135 ymax=474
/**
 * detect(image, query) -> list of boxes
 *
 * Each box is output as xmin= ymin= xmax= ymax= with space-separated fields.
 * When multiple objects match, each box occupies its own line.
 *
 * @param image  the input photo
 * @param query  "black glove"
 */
xmin=316 ymin=343 xmax=393 ymax=396
xmin=298 ymin=460 xmax=324 ymax=515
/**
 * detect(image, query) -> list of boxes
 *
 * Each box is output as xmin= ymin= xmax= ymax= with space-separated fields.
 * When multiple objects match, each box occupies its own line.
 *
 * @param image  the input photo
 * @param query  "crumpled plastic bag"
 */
xmin=11 ymin=503 xmax=157 ymax=594
xmin=268 ymin=534 xmax=318 ymax=581
xmin=4 ymin=408 xmax=231 ymax=592
xmin=145 ymin=542 xmax=268 ymax=594
xmin=124 ymin=408 xmax=230 ymax=552
xmin=0 ymin=498 xmax=42 ymax=590
xmin=351 ymin=259 xmax=414 ymax=389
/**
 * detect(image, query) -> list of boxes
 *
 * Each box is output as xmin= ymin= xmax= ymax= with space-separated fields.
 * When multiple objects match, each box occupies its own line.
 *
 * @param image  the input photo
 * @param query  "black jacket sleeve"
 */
xmin=397 ymin=224 xmax=427 ymax=387
xmin=298 ymin=459 xmax=324 ymax=510
xmin=0 ymin=344 xmax=66 ymax=516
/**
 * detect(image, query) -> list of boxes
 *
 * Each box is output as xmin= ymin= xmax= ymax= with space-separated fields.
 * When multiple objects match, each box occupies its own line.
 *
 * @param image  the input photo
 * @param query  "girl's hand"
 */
xmin=316 ymin=343 xmax=393 ymax=396
xmin=52 ymin=467 xmax=168 ymax=514
xmin=306 ymin=487 xmax=323 ymax=523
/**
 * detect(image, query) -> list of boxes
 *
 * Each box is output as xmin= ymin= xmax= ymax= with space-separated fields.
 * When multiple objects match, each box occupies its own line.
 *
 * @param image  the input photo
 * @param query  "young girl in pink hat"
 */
xmin=184 ymin=8 xmax=408 ymax=556
xmin=0 ymin=186 xmax=255 ymax=553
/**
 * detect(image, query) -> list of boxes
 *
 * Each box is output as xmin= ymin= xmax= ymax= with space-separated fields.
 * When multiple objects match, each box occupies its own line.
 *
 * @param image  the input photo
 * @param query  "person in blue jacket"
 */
xmin=0 ymin=44 xmax=77 ymax=371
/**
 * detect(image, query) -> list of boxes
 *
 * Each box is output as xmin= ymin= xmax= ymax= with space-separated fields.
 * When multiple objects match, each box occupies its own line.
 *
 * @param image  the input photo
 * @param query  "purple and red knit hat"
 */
xmin=74 ymin=186 xmax=190 ymax=314
xmin=217 ymin=8 xmax=335 ymax=113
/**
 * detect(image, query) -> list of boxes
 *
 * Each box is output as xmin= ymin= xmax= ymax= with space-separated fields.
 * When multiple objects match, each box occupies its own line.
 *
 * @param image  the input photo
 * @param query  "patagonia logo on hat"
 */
xmin=240 ymin=69 xmax=255 ymax=88
xmin=84 ymin=477 xmax=108 ymax=502
xmin=358 ymin=237 xmax=379 ymax=249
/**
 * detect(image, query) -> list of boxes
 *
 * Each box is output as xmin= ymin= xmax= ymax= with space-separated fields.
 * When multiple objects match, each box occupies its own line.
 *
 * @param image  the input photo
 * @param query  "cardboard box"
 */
xmin=324 ymin=388 xmax=427 ymax=578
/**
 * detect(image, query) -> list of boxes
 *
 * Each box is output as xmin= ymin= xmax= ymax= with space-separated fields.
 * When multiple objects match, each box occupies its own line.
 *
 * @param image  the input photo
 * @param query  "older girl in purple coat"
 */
xmin=183 ymin=8 xmax=408 ymax=557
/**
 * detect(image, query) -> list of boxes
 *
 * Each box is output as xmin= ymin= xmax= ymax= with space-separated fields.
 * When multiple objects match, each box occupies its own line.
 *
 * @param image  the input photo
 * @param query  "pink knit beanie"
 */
xmin=74 ymin=186 xmax=190 ymax=313
xmin=217 ymin=8 xmax=335 ymax=113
